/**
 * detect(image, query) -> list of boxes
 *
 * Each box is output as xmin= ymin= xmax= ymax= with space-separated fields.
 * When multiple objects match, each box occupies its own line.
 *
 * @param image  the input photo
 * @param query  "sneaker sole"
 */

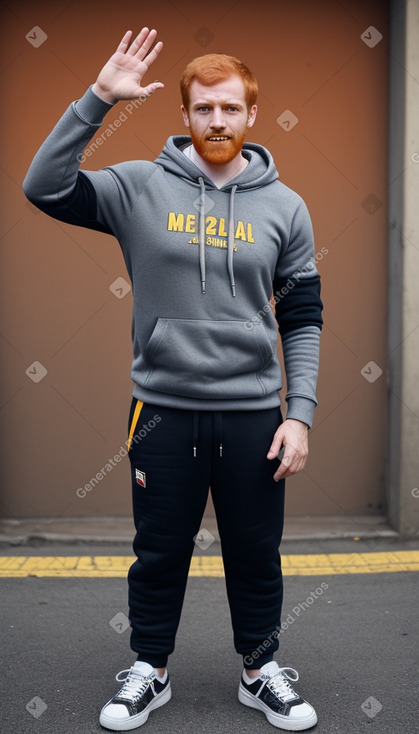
xmin=238 ymin=683 xmax=317 ymax=731
xmin=99 ymin=682 xmax=172 ymax=731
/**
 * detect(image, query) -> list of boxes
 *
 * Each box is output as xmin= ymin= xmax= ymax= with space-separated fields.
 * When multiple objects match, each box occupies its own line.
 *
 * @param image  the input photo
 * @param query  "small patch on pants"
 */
xmin=135 ymin=469 xmax=146 ymax=487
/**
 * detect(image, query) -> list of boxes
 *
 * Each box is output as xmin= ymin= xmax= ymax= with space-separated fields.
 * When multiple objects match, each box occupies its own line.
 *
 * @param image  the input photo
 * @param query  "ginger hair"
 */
xmin=180 ymin=53 xmax=258 ymax=110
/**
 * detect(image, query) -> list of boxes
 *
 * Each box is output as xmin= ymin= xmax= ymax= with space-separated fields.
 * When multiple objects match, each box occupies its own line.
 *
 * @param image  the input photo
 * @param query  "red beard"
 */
xmin=189 ymin=127 xmax=247 ymax=165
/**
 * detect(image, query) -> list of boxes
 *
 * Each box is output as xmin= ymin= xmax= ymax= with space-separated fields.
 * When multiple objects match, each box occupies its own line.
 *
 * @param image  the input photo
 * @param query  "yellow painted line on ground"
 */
xmin=0 ymin=551 xmax=418 ymax=578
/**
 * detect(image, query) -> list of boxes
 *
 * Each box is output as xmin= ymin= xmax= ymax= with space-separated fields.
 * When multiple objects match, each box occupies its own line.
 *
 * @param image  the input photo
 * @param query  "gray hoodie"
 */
xmin=23 ymin=87 xmax=323 ymax=425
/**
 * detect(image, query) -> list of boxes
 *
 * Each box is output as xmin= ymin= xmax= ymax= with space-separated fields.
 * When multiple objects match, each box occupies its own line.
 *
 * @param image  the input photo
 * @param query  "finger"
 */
xmin=116 ymin=30 xmax=133 ymax=54
xmin=273 ymin=457 xmax=290 ymax=481
xmin=280 ymin=446 xmax=295 ymax=471
xmin=273 ymin=461 xmax=294 ymax=481
xmin=138 ymin=27 xmax=158 ymax=55
xmin=141 ymin=41 xmax=164 ymax=70
xmin=273 ymin=449 xmax=307 ymax=481
xmin=131 ymin=27 xmax=158 ymax=59
xmin=273 ymin=445 xmax=296 ymax=481
xmin=273 ymin=464 xmax=287 ymax=481
xmin=127 ymin=27 xmax=150 ymax=55
xmin=267 ymin=429 xmax=284 ymax=459
xmin=275 ymin=465 xmax=294 ymax=480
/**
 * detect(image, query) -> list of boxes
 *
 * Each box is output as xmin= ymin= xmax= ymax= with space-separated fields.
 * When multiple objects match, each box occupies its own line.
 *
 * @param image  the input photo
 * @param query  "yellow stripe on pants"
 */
xmin=127 ymin=400 xmax=144 ymax=450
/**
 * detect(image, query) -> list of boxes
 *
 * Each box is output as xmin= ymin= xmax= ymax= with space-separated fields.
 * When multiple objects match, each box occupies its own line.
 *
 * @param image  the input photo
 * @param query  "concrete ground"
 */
xmin=1 ymin=518 xmax=418 ymax=733
xmin=0 ymin=513 xmax=399 ymax=546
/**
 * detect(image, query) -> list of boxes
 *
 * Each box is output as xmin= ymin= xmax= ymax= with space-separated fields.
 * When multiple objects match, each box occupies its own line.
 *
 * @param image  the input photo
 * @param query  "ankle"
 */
xmin=245 ymin=668 xmax=261 ymax=679
xmin=154 ymin=667 xmax=166 ymax=677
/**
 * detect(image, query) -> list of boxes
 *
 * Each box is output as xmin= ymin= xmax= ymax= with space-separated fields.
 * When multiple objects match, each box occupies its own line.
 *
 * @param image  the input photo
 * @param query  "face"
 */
xmin=181 ymin=75 xmax=257 ymax=165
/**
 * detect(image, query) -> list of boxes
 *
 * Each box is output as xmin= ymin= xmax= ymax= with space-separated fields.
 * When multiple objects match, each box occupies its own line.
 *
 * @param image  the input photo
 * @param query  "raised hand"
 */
xmin=92 ymin=28 xmax=164 ymax=104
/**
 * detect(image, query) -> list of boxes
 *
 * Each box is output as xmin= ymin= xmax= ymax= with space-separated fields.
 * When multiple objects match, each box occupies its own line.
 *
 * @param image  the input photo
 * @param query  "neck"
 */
xmin=188 ymin=145 xmax=248 ymax=189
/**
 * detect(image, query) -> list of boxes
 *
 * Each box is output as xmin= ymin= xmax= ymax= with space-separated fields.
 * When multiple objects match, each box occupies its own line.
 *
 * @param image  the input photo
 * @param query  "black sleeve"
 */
xmin=27 ymin=171 xmax=112 ymax=235
xmin=274 ymin=274 xmax=323 ymax=336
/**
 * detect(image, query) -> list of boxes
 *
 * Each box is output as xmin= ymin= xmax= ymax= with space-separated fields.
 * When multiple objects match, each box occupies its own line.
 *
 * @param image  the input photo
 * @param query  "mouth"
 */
xmin=207 ymin=136 xmax=231 ymax=142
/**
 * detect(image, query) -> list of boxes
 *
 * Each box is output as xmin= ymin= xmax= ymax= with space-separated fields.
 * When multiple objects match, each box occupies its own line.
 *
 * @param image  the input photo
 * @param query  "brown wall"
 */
xmin=0 ymin=0 xmax=389 ymax=519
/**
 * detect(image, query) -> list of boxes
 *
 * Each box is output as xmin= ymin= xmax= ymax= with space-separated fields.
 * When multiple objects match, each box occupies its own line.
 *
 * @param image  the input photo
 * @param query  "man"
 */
xmin=24 ymin=27 xmax=323 ymax=732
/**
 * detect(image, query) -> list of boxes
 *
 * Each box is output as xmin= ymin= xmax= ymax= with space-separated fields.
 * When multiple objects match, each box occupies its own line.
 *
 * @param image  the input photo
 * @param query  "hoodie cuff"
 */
xmin=285 ymin=396 xmax=317 ymax=429
xmin=73 ymin=85 xmax=116 ymax=126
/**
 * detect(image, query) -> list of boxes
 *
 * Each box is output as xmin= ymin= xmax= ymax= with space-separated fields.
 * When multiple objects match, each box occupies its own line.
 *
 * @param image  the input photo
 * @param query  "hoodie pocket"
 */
xmin=143 ymin=318 xmax=274 ymax=399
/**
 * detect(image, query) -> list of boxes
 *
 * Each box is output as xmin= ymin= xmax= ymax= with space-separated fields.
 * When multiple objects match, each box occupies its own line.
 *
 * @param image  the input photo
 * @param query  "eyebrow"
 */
xmin=192 ymin=99 xmax=245 ymax=107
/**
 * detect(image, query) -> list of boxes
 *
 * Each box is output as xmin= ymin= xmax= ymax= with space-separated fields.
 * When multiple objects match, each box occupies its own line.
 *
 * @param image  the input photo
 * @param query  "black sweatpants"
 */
xmin=127 ymin=399 xmax=285 ymax=670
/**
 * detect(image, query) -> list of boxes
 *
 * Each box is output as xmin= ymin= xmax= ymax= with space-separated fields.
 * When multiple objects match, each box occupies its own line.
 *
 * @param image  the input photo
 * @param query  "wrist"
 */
xmin=285 ymin=418 xmax=309 ymax=430
xmin=91 ymin=82 xmax=117 ymax=105
xmin=285 ymin=396 xmax=317 ymax=429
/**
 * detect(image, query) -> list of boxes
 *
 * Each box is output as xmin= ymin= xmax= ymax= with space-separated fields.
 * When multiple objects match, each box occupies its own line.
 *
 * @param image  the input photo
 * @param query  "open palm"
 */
xmin=93 ymin=28 xmax=164 ymax=103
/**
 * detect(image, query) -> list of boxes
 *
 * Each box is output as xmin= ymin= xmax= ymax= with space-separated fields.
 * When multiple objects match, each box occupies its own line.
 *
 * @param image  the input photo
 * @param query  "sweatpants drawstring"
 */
xmin=193 ymin=411 xmax=199 ymax=457
xmin=214 ymin=412 xmax=223 ymax=457
xmin=193 ymin=411 xmax=224 ymax=457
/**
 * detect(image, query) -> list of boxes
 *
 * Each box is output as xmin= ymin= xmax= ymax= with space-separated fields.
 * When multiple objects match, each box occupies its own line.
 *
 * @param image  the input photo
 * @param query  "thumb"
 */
xmin=141 ymin=81 xmax=164 ymax=97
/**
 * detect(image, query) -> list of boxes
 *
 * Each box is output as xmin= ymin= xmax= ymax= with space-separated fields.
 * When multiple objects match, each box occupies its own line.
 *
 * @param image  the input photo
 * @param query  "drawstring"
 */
xmin=193 ymin=411 xmax=199 ymax=457
xmin=192 ymin=411 xmax=223 ymax=457
xmin=198 ymin=177 xmax=206 ymax=294
xmin=227 ymin=185 xmax=237 ymax=297
xmin=197 ymin=177 xmax=237 ymax=297
xmin=214 ymin=412 xmax=223 ymax=457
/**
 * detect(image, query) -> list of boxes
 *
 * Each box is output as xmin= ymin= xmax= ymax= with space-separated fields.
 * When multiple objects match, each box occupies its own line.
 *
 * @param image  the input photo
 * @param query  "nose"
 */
xmin=209 ymin=106 xmax=226 ymax=129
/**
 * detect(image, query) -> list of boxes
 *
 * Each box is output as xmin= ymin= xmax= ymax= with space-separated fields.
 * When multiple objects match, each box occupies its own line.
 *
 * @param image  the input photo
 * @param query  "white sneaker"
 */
xmin=238 ymin=661 xmax=317 ymax=731
xmin=99 ymin=661 xmax=171 ymax=731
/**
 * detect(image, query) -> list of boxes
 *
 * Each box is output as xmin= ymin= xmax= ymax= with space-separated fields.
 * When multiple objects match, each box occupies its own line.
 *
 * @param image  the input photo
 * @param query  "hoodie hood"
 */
xmin=154 ymin=136 xmax=279 ymax=296
xmin=155 ymin=135 xmax=279 ymax=190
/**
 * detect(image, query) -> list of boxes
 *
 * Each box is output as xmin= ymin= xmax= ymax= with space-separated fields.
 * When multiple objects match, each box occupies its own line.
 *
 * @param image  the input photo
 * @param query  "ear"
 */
xmin=181 ymin=105 xmax=190 ymax=128
xmin=247 ymin=104 xmax=257 ymax=129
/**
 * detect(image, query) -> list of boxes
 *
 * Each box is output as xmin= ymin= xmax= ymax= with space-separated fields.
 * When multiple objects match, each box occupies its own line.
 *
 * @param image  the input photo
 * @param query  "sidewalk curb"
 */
xmin=0 ymin=515 xmax=399 ymax=547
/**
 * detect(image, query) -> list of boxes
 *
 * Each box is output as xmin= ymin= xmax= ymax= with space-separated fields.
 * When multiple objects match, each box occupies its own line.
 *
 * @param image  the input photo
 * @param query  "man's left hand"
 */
xmin=267 ymin=418 xmax=309 ymax=481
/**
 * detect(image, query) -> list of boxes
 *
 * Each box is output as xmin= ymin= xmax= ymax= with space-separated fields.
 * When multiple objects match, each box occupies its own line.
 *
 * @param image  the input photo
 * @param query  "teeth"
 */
xmin=208 ymin=136 xmax=229 ymax=141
